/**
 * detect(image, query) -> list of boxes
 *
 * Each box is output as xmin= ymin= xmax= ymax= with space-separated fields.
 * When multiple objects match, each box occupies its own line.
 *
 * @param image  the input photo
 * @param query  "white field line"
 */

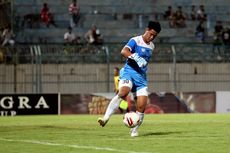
xmin=0 ymin=138 xmax=150 ymax=153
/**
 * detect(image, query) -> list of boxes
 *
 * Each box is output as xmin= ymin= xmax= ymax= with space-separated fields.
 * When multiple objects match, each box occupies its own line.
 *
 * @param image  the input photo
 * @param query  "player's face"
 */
xmin=114 ymin=69 xmax=119 ymax=76
xmin=145 ymin=29 xmax=158 ymax=43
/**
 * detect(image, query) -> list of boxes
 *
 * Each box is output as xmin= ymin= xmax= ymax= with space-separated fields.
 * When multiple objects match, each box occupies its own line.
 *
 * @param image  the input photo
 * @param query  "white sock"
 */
xmin=103 ymin=95 xmax=122 ymax=120
xmin=132 ymin=111 xmax=144 ymax=132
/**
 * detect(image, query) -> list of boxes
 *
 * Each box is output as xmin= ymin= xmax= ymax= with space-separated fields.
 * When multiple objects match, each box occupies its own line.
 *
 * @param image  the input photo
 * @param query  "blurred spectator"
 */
xmin=197 ymin=5 xmax=207 ymax=21
xmin=222 ymin=27 xmax=230 ymax=46
xmin=163 ymin=6 xmax=174 ymax=27
xmin=190 ymin=5 xmax=196 ymax=20
xmin=212 ymin=21 xmax=224 ymax=55
xmin=69 ymin=0 xmax=80 ymax=28
xmin=85 ymin=25 xmax=103 ymax=45
xmin=64 ymin=26 xmax=80 ymax=44
xmin=1 ymin=25 xmax=15 ymax=46
xmin=195 ymin=20 xmax=206 ymax=43
xmin=172 ymin=6 xmax=186 ymax=28
xmin=163 ymin=6 xmax=173 ymax=20
xmin=222 ymin=27 xmax=230 ymax=53
xmin=215 ymin=21 xmax=224 ymax=34
xmin=22 ymin=13 xmax=41 ymax=28
xmin=40 ymin=3 xmax=57 ymax=27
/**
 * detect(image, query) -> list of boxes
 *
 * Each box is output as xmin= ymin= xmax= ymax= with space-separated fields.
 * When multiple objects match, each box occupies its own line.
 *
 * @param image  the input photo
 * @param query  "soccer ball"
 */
xmin=123 ymin=112 xmax=140 ymax=128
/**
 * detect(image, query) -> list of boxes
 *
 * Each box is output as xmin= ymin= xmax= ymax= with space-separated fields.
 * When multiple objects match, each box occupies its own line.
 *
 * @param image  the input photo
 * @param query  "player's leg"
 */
xmin=125 ymin=92 xmax=134 ymax=112
xmin=98 ymin=94 xmax=123 ymax=127
xmin=98 ymin=81 xmax=132 ymax=127
xmin=130 ymin=87 xmax=148 ymax=137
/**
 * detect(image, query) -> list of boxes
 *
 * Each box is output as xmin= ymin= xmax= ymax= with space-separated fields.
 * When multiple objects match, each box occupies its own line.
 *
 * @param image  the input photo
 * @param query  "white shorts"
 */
xmin=119 ymin=80 xmax=148 ymax=96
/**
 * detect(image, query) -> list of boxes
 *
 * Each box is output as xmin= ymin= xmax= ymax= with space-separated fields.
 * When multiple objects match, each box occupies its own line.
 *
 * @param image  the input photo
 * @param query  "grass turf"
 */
xmin=0 ymin=114 xmax=230 ymax=153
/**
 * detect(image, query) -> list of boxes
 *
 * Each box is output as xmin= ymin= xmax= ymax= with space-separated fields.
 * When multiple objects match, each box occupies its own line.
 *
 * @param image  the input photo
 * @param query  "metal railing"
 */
xmin=0 ymin=43 xmax=230 ymax=94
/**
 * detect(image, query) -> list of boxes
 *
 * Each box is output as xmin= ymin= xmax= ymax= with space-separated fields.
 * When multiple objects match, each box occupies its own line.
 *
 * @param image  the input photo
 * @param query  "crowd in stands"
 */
xmin=0 ymin=0 xmax=106 ymax=47
xmin=162 ymin=4 xmax=230 ymax=49
xmin=1 ymin=2 xmax=229 ymax=51
xmin=163 ymin=5 xmax=207 ymax=28
xmin=65 ymin=0 xmax=103 ymax=45
xmin=164 ymin=6 xmax=186 ymax=28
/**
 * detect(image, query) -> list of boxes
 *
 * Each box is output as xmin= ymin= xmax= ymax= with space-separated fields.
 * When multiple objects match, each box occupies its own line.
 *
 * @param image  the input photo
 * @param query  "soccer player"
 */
xmin=98 ymin=21 xmax=161 ymax=137
xmin=114 ymin=67 xmax=130 ymax=112
xmin=113 ymin=67 xmax=120 ymax=93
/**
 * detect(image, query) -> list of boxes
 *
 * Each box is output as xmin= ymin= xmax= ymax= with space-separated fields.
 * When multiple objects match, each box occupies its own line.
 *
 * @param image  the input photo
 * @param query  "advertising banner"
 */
xmin=216 ymin=91 xmax=230 ymax=113
xmin=179 ymin=92 xmax=216 ymax=113
xmin=0 ymin=94 xmax=59 ymax=116
xmin=61 ymin=92 xmax=190 ymax=114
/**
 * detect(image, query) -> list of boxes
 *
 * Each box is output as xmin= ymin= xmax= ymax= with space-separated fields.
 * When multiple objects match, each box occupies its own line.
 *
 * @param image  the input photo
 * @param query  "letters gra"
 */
xmin=0 ymin=94 xmax=58 ymax=116
xmin=0 ymin=96 xmax=49 ymax=109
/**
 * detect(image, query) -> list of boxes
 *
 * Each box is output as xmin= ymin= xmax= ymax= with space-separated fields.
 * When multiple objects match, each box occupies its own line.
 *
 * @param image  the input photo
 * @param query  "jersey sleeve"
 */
xmin=125 ymin=38 xmax=136 ymax=53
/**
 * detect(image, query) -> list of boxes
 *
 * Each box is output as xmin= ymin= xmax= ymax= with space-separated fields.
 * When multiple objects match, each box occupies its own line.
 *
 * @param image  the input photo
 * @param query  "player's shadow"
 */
xmin=141 ymin=131 xmax=186 ymax=137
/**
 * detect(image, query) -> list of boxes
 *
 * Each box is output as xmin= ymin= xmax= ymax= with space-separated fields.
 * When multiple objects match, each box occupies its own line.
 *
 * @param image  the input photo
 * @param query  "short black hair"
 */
xmin=148 ymin=21 xmax=161 ymax=33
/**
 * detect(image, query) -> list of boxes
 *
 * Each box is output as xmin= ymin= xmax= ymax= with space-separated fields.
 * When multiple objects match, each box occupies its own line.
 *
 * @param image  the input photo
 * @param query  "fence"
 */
xmin=0 ymin=43 xmax=230 ymax=93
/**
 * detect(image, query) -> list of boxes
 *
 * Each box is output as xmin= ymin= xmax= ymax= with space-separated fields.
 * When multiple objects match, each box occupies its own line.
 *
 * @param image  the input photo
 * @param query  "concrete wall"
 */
xmin=1 ymin=63 xmax=230 ymax=93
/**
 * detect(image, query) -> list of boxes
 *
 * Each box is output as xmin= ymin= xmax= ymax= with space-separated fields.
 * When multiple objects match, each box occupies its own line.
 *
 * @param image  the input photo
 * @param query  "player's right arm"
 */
xmin=121 ymin=46 xmax=132 ymax=58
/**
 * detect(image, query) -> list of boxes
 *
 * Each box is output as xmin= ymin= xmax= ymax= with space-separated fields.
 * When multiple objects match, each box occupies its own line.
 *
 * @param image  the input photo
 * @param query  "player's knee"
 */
xmin=118 ymin=86 xmax=130 ymax=99
xmin=118 ymin=92 xmax=128 ymax=99
xmin=118 ymin=90 xmax=130 ymax=99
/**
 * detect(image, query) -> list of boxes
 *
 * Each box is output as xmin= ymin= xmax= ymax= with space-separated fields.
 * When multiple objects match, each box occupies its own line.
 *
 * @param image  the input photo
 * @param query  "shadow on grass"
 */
xmin=141 ymin=131 xmax=187 ymax=137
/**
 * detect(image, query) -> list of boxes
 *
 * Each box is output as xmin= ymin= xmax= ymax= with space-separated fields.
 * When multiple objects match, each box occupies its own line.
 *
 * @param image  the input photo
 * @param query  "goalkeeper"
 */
xmin=98 ymin=21 xmax=161 ymax=137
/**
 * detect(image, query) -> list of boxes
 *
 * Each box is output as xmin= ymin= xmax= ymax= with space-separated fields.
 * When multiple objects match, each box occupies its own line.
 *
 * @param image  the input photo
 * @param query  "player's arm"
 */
xmin=121 ymin=46 xmax=132 ymax=58
xmin=121 ymin=46 xmax=147 ymax=68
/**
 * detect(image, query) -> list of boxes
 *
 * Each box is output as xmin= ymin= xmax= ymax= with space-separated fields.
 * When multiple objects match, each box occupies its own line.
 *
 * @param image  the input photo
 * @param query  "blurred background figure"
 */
xmin=163 ymin=6 xmax=173 ymax=20
xmin=212 ymin=21 xmax=224 ymax=56
xmin=113 ymin=67 xmax=120 ymax=93
xmin=190 ymin=5 xmax=196 ymax=20
xmin=64 ymin=26 xmax=80 ymax=45
xmin=1 ymin=25 xmax=15 ymax=46
xmin=40 ymin=3 xmax=57 ymax=27
xmin=68 ymin=0 xmax=80 ymax=28
xmin=197 ymin=5 xmax=207 ymax=22
xmin=163 ymin=6 xmax=174 ymax=28
xmin=172 ymin=6 xmax=186 ymax=28
xmin=195 ymin=20 xmax=206 ymax=43
xmin=222 ymin=27 xmax=230 ymax=46
xmin=85 ymin=25 xmax=103 ymax=45
xmin=113 ymin=67 xmax=131 ymax=113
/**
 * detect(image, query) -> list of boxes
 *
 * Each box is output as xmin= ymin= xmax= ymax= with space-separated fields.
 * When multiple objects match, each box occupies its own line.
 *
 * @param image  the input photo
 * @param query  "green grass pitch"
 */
xmin=0 ymin=114 xmax=230 ymax=153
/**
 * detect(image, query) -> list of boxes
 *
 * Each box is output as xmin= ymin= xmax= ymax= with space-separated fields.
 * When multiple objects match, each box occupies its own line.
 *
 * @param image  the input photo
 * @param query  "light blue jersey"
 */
xmin=119 ymin=35 xmax=155 ymax=93
xmin=124 ymin=35 xmax=155 ymax=74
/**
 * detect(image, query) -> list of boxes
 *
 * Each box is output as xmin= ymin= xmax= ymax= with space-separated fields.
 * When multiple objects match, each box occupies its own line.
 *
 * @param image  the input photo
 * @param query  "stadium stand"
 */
xmin=13 ymin=0 xmax=230 ymax=44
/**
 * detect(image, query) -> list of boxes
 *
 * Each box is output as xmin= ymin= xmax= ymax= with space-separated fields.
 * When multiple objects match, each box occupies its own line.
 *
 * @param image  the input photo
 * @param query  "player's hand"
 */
xmin=128 ymin=53 xmax=147 ymax=68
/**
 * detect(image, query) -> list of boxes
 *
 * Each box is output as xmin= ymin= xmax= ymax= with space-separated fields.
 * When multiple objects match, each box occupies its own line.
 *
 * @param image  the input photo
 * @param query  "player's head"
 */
xmin=114 ymin=67 xmax=120 ymax=76
xmin=148 ymin=21 xmax=161 ymax=33
xmin=143 ymin=21 xmax=161 ymax=43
